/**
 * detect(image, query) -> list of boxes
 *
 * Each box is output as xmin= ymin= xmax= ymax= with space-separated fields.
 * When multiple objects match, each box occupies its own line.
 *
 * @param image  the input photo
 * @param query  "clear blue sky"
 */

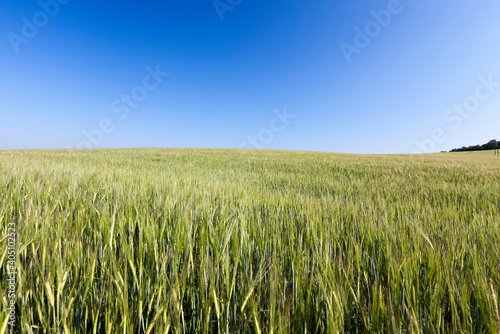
xmin=1 ymin=0 xmax=500 ymax=153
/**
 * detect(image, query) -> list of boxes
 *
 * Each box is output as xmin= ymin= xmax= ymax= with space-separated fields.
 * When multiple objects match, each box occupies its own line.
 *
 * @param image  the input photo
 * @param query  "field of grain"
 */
xmin=1 ymin=148 xmax=499 ymax=333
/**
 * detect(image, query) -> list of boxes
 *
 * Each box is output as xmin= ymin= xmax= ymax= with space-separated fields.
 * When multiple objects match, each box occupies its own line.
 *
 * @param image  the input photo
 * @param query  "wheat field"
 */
xmin=1 ymin=148 xmax=499 ymax=333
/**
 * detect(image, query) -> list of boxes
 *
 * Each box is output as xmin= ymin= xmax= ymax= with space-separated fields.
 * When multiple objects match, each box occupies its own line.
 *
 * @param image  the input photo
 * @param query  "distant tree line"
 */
xmin=450 ymin=139 xmax=499 ymax=152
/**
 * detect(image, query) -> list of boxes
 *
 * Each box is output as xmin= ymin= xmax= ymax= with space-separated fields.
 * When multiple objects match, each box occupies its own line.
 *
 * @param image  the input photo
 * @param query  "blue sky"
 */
xmin=1 ymin=0 xmax=500 ymax=153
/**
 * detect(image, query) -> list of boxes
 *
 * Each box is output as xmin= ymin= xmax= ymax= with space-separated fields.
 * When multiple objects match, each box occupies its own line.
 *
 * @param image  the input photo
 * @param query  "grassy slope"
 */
xmin=0 ymin=148 xmax=499 ymax=333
